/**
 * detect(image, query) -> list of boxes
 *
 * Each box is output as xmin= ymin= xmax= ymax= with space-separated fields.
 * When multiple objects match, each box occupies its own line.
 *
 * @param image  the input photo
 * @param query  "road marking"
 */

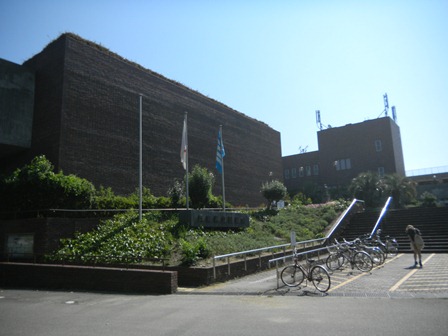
xmin=327 ymin=254 xmax=403 ymax=292
xmin=389 ymin=253 xmax=435 ymax=292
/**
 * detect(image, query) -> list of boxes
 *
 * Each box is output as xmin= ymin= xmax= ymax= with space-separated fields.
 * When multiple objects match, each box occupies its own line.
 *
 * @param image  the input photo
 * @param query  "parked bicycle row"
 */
xmin=280 ymin=230 xmax=399 ymax=293
xmin=326 ymin=230 xmax=399 ymax=272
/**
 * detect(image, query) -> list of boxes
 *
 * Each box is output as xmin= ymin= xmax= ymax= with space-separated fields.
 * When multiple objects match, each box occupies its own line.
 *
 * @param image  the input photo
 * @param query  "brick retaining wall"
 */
xmin=0 ymin=262 xmax=177 ymax=294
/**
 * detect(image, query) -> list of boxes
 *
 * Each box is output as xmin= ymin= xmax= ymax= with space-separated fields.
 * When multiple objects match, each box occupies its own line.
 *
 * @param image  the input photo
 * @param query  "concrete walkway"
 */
xmin=179 ymin=253 xmax=448 ymax=298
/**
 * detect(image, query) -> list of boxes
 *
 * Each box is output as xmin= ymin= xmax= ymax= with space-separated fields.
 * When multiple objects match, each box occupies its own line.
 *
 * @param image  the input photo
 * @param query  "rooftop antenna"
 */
xmin=378 ymin=93 xmax=390 ymax=118
xmin=298 ymin=145 xmax=308 ymax=154
xmin=316 ymin=110 xmax=323 ymax=130
xmin=391 ymin=106 xmax=397 ymax=122
xmin=383 ymin=93 xmax=389 ymax=116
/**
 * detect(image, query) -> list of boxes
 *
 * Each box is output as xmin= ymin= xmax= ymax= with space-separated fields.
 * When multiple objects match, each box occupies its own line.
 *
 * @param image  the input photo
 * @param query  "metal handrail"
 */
xmin=325 ymin=198 xmax=364 ymax=243
xmin=212 ymin=238 xmax=326 ymax=279
xmin=369 ymin=196 xmax=392 ymax=238
xmin=211 ymin=199 xmax=363 ymax=280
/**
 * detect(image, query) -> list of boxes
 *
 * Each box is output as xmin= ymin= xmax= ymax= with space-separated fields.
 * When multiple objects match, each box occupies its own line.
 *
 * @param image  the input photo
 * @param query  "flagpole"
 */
xmin=182 ymin=112 xmax=189 ymax=210
xmin=218 ymin=125 xmax=225 ymax=212
xmin=185 ymin=113 xmax=189 ymax=210
xmin=138 ymin=94 xmax=143 ymax=221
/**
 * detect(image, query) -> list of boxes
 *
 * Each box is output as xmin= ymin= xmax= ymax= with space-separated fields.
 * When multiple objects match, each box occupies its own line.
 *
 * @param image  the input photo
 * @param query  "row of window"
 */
xmin=285 ymin=161 xmax=386 ymax=179
xmin=284 ymin=164 xmax=319 ymax=179
xmin=284 ymin=140 xmax=386 ymax=179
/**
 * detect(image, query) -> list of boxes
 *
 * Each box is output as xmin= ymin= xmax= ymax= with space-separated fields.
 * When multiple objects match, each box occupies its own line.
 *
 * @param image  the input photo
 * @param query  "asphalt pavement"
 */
xmin=1 ymin=253 xmax=448 ymax=336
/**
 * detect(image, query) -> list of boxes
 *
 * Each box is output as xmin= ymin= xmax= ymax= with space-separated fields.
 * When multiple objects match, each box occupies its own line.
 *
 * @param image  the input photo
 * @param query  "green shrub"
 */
xmin=49 ymin=211 xmax=175 ymax=264
xmin=0 ymin=155 xmax=95 ymax=212
xmin=419 ymin=192 xmax=438 ymax=207
xmin=188 ymin=165 xmax=214 ymax=209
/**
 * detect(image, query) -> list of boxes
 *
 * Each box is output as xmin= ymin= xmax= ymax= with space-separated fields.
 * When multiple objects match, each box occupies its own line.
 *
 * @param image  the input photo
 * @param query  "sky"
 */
xmin=1 ymin=0 xmax=447 ymax=174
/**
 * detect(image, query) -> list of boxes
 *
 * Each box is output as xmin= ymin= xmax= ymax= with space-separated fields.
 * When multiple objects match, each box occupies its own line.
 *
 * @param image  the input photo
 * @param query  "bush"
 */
xmin=49 ymin=211 xmax=175 ymax=264
xmin=0 ymin=155 xmax=95 ymax=212
xmin=419 ymin=192 xmax=438 ymax=207
xmin=168 ymin=179 xmax=184 ymax=208
xmin=188 ymin=165 xmax=214 ymax=209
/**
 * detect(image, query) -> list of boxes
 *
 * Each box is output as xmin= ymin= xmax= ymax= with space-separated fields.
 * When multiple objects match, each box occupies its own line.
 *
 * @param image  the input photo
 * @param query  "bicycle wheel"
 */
xmin=369 ymin=249 xmax=384 ymax=266
xmin=378 ymin=244 xmax=388 ymax=260
xmin=353 ymin=251 xmax=373 ymax=272
xmin=386 ymin=241 xmax=399 ymax=257
xmin=280 ymin=265 xmax=305 ymax=287
xmin=326 ymin=253 xmax=343 ymax=271
xmin=310 ymin=265 xmax=331 ymax=293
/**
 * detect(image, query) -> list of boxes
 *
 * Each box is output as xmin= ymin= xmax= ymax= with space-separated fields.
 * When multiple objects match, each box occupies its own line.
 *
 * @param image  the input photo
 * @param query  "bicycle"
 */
xmin=326 ymin=239 xmax=373 ymax=272
xmin=360 ymin=230 xmax=399 ymax=259
xmin=280 ymin=251 xmax=331 ymax=293
xmin=343 ymin=238 xmax=385 ymax=266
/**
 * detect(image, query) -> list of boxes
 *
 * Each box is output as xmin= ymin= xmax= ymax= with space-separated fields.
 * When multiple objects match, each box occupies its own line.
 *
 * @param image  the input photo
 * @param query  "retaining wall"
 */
xmin=0 ymin=262 xmax=177 ymax=294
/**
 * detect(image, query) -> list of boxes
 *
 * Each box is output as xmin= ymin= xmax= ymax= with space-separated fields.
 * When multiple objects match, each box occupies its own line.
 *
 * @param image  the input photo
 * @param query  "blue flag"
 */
xmin=216 ymin=129 xmax=225 ymax=173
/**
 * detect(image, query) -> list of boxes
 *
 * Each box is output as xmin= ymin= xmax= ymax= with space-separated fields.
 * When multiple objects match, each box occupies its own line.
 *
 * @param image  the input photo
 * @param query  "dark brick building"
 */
xmin=0 ymin=33 xmax=282 ymax=207
xmin=283 ymin=117 xmax=405 ymax=198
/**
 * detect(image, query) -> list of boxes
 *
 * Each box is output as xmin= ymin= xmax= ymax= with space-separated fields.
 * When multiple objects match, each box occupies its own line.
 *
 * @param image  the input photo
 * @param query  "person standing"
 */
xmin=406 ymin=225 xmax=424 ymax=268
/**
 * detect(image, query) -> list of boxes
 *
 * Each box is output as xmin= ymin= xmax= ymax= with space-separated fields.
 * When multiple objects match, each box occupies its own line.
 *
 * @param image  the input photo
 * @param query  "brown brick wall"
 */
xmin=0 ymin=262 xmax=177 ymax=294
xmin=5 ymin=33 xmax=283 ymax=207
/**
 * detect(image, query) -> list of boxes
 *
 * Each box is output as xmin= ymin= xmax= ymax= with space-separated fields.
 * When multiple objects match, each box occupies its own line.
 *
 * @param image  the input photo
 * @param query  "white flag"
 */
xmin=180 ymin=116 xmax=188 ymax=170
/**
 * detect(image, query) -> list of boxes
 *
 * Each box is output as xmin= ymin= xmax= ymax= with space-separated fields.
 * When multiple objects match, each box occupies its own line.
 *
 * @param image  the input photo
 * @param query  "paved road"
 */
xmin=1 ymin=288 xmax=448 ymax=336
xmin=1 ymin=254 xmax=447 ymax=336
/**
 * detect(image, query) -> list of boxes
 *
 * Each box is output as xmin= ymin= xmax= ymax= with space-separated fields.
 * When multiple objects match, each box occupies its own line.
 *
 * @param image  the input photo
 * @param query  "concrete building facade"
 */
xmin=0 ymin=59 xmax=35 ymax=156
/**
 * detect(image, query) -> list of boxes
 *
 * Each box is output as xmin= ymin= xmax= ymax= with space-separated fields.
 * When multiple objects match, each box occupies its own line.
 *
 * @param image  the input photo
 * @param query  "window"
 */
xmin=375 ymin=140 xmax=382 ymax=152
xmin=306 ymin=166 xmax=311 ymax=176
xmin=284 ymin=169 xmax=290 ymax=179
xmin=299 ymin=167 xmax=304 ymax=177
xmin=335 ymin=159 xmax=352 ymax=171
xmin=313 ymin=164 xmax=319 ymax=176
xmin=378 ymin=167 xmax=385 ymax=177
xmin=291 ymin=167 xmax=297 ymax=178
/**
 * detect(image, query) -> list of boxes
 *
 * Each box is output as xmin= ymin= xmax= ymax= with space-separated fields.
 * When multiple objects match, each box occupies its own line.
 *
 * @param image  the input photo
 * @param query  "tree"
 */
xmin=261 ymin=180 xmax=287 ymax=209
xmin=380 ymin=174 xmax=416 ymax=208
xmin=188 ymin=165 xmax=214 ymax=209
xmin=349 ymin=171 xmax=382 ymax=208
xmin=419 ymin=191 xmax=438 ymax=207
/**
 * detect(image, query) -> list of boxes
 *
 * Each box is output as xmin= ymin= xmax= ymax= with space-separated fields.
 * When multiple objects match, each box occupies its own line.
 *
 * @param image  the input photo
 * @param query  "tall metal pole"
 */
xmin=220 ymin=125 xmax=226 ymax=211
xmin=139 ymin=94 xmax=143 ymax=221
xmin=185 ymin=112 xmax=189 ymax=210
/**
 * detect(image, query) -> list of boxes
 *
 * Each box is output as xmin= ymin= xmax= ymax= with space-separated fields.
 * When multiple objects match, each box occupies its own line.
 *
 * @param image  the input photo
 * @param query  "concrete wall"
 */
xmin=0 ymin=59 xmax=34 ymax=156
xmin=0 ymin=217 xmax=101 ymax=259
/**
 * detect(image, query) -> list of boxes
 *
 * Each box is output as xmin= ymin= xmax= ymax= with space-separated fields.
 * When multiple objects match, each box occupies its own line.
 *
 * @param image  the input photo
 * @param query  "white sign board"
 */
xmin=7 ymin=234 xmax=34 ymax=258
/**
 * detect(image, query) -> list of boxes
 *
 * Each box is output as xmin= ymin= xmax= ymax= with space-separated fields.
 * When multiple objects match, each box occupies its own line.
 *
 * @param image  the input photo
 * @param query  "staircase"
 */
xmin=337 ymin=207 xmax=448 ymax=253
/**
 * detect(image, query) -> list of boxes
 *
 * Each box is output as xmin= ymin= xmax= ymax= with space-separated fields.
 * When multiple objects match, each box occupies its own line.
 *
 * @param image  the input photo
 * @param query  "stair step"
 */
xmin=338 ymin=207 xmax=448 ymax=253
